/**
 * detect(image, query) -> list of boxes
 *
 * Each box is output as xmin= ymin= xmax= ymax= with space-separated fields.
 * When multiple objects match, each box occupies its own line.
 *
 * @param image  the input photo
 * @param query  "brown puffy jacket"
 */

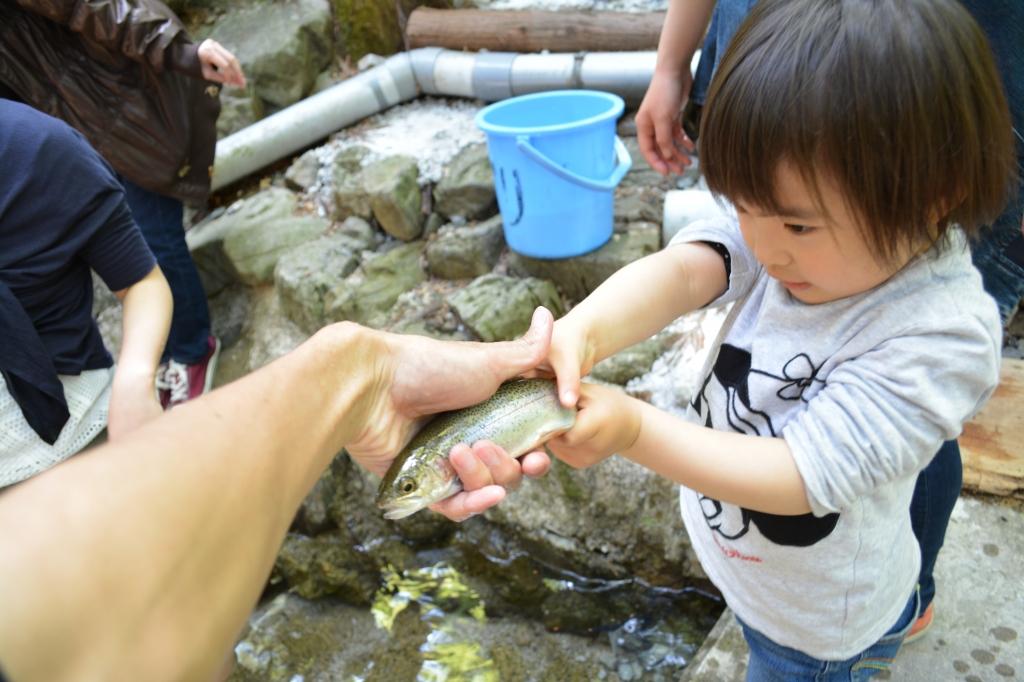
xmin=0 ymin=0 xmax=221 ymax=203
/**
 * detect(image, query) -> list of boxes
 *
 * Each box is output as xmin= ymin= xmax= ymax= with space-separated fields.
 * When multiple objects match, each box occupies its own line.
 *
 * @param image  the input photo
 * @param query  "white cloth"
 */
xmin=0 ymin=367 xmax=113 ymax=487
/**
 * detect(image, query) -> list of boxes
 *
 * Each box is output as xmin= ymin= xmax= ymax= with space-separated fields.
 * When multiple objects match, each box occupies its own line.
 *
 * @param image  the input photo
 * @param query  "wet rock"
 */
xmin=590 ymin=329 xmax=681 ymax=386
xmin=542 ymin=588 xmax=633 ymax=635
xmin=207 ymin=0 xmax=333 ymax=109
xmin=225 ymin=212 xmax=331 ymax=286
xmin=230 ymin=590 xmax=612 ymax=682
xmin=217 ymin=87 xmax=264 ymax=138
xmin=332 ymin=0 xmax=444 ymax=62
xmin=422 ymin=212 xmax=445 ymax=240
xmin=509 ymin=223 xmax=660 ymax=302
xmin=615 ymin=186 xmax=667 ymax=226
xmin=386 ymin=510 xmax=457 ymax=545
xmin=486 ymin=457 xmax=704 ymax=585
xmin=275 ymin=532 xmax=381 ymax=604
xmin=384 ymin=281 xmax=473 ymax=341
xmin=311 ymin=69 xmax=343 ymax=94
xmin=212 ymin=288 xmax=309 ymax=388
xmin=274 ymin=233 xmax=362 ymax=334
xmin=335 ymin=216 xmax=384 ymax=253
xmin=331 ymin=146 xmax=374 ymax=221
xmin=449 ymin=274 xmax=566 ymax=342
xmin=426 ymin=215 xmax=505 ymax=280
xmin=208 ymin=284 xmax=254 ymax=352
xmin=230 ymin=593 xmax=418 ymax=682
xmin=324 ymin=242 xmax=426 ymax=327
xmin=188 ymin=187 xmax=299 ymax=293
xmin=284 ymin=149 xmax=321 ymax=192
xmin=364 ymin=155 xmax=423 ymax=241
xmin=433 ymin=143 xmax=496 ymax=220
xmin=292 ymin=464 xmax=337 ymax=536
xmin=619 ymin=136 xmax=678 ymax=192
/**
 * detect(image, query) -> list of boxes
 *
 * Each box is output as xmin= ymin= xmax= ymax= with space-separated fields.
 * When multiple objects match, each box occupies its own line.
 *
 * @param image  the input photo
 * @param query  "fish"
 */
xmin=376 ymin=378 xmax=576 ymax=520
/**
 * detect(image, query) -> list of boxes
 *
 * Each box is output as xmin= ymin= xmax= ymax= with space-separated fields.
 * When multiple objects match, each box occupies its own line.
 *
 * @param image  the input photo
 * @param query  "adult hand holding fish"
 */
xmin=0 ymin=309 xmax=557 ymax=682
xmin=350 ymin=307 xmax=557 ymax=520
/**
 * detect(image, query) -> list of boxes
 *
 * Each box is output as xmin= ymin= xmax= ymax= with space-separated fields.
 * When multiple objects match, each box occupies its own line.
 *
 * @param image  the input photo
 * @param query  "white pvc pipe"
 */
xmin=212 ymin=48 xmax=658 ymax=190
xmin=661 ymin=188 xmax=730 ymax=246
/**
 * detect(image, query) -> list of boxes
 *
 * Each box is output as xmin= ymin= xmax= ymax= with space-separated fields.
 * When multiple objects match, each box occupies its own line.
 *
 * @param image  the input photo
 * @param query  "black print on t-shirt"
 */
xmin=692 ymin=343 xmax=839 ymax=548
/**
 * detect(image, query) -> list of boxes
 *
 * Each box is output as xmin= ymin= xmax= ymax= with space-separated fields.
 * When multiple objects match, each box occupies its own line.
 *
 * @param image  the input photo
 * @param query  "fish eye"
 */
xmin=398 ymin=477 xmax=417 ymax=494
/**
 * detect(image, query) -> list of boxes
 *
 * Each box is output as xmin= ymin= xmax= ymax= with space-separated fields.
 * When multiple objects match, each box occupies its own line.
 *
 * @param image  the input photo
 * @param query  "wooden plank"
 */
xmin=406 ymin=8 xmax=665 ymax=53
xmin=960 ymin=358 xmax=1024 ymax=498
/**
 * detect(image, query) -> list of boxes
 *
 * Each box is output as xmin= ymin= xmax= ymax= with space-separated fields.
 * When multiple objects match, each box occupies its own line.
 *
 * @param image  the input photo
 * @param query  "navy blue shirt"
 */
xmin=0 ymin=99 xmax=155 ymax=442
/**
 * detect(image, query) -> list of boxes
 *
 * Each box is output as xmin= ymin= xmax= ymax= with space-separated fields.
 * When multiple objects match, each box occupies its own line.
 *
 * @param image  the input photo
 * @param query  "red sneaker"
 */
xmin=903 ymin=603 xmax=934 ymax=645
xmin=156 ymin=336 xmax=221 ymax=408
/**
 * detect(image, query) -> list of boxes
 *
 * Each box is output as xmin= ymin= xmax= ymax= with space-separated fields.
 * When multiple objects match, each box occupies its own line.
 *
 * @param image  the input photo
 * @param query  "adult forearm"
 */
xmin=0 ymin=323 xmax=380 ymax=682
xmin=624 ymin=398 xmax=812 ymax=515
xmin=655 ymin=0 xmax=716 ymax=77
xmin=566 ymin=243 xmax=727 ymax=364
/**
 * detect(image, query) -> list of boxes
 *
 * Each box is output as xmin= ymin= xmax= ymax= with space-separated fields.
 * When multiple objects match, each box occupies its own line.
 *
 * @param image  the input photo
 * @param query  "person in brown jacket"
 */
xmin=0 ymin=0 xmax=246 ymax=408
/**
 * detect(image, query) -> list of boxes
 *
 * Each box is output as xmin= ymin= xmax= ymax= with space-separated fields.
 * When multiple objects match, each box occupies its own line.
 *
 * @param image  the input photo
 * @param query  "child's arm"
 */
xmin=547 ymin=242 xmax=727 ymax=406
xmin=106 ymin=265 xmax=172 ymax=440
xmin=550 ymin=383 xmax=811 ymax=515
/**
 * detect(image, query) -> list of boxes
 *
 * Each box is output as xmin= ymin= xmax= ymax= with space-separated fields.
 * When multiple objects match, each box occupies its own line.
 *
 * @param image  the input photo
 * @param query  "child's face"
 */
xmin=735 ymin=163 xmax=915 ymax=304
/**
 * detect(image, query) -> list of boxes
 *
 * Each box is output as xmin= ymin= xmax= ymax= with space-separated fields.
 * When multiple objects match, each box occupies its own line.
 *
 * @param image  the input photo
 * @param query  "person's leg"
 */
xmin=738 ymin=590 xmax=918 ymax=681
xmin=686 ymin=0 xmax=761 ymax=141
xmin=959 ymin=0 xmax=1024 ymax=323
xmin=119 ymin=179 xmax=211 ymax=364
xmin=971 ymin=197 xmax=1024 ymax=324
xmin=910 ymin=440 xmax=963 ymax=620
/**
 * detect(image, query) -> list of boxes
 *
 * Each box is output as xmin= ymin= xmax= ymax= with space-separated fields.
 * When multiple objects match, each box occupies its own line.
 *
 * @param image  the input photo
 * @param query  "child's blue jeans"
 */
xmin=737 ymin=588 xmax=919 ymax=681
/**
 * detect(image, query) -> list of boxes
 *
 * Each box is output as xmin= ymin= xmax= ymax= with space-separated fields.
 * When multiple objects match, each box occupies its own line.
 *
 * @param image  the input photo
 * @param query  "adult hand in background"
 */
xmin=197 ymin=39 xmax=246 ymax=88
xmin=636 ymin=68 xmax=695 ymax=176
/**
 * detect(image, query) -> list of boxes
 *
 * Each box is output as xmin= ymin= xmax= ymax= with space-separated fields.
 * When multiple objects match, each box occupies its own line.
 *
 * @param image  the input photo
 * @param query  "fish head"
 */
xmin=376 ymin=445 xmax=463 ymax=520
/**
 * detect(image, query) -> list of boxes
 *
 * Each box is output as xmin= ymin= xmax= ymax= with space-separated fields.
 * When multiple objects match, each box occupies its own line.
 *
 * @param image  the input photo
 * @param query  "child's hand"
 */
xmin=547 ymin=383 xmax=641 ymax=469
xmin=528 ymin=317 xmax=597 ymax=409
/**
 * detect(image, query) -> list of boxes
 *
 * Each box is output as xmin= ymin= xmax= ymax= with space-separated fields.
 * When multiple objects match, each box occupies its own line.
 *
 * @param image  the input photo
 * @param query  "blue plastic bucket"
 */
xmin=475 ymin=90 xmax=631 ymax=259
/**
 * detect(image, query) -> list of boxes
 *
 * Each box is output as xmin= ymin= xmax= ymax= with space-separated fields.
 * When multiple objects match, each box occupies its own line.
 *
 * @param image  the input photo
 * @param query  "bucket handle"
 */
xmin=515 ymin=135 xmax=632 ymax=192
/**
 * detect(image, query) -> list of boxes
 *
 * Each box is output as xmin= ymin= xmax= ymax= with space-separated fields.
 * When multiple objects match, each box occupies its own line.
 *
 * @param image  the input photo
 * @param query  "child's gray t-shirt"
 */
xmin=671 ymin=217 xmax=1001 ymax=660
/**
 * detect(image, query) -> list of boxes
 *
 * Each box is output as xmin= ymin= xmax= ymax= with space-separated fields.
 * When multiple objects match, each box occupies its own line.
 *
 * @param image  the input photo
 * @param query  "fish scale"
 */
xmin=376 ymin=379 xmax=576 ymax=520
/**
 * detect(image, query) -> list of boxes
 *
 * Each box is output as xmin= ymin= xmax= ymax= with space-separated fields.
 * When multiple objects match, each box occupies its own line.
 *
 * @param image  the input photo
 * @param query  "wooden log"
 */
xmin=960 ymin=358 xmax=1024 ymax=499
xmin=406 ymin=8 xmax=665 ymax=53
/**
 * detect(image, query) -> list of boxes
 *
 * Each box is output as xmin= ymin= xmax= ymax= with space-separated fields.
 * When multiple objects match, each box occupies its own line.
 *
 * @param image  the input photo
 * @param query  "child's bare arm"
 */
xmin=550 ymin=385 xmax=811 ymax=516
xmin=546 ymin=242 xmax=727 ymax=406
xmin=624 ymin=398 xmax=810 ymax=515
xmin=107 ymin=265 xmax=173 ymax=439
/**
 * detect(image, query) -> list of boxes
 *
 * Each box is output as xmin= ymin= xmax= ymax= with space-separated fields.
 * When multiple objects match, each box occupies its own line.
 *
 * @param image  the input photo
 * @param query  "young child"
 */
xmin=539 ymin=0 xmax=1016 ymax=678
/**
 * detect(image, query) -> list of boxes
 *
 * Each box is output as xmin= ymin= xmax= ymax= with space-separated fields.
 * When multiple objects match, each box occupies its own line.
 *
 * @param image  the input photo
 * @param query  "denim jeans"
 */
xmin=910 ymin=440 xmax=962 ymax=611
xmin=972 ymin=197 xmax=1024 ymax=323
xmin=738 ymin=589 xmax=919 ymax=681
xmin=120 ymin=179 xmax=211 ymax=364
xmin=689 ymin=0 xmax=759 ymax=108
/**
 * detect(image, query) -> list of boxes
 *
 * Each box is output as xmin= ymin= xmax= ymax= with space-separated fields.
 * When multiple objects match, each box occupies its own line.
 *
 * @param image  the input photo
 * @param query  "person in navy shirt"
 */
xmin=0 ymin=99 xmax=172 ymax=486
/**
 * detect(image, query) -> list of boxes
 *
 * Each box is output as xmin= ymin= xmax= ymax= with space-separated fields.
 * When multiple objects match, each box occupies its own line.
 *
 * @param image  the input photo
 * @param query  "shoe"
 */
xmin=156 ymin=362 xmax=172 ymax=408
xmin=903 ymin=603 xmax=934 ymax=644
xmin=155 ymin=335 xmax=221 ymax=408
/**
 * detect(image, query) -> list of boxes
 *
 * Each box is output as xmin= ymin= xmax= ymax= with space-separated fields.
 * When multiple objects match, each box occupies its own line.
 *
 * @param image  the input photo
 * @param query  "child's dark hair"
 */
xmin=699 ymin=0 xmax=1017 ymax=263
